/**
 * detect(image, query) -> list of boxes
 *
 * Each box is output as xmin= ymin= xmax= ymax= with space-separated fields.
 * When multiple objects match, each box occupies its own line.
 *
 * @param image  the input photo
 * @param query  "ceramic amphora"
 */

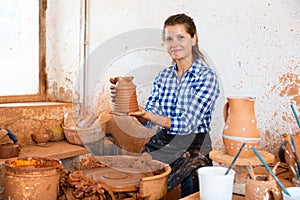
xmin=222 ymin=96 xmax=261 ymax=157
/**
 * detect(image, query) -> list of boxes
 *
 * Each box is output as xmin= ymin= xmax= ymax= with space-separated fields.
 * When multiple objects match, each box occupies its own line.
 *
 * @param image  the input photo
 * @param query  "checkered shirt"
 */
xmin=145 ymin=59 xmax=220 ymax=135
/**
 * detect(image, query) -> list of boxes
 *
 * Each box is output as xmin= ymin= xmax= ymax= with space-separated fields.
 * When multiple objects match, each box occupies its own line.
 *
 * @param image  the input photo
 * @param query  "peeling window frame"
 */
xmin=0 ymin=0 xmax=47 ymax=103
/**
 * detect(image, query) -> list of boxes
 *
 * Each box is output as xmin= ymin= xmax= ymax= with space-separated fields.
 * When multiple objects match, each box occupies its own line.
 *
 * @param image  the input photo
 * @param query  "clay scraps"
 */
xmin=58 ymin=157 xmax=114 ymax=200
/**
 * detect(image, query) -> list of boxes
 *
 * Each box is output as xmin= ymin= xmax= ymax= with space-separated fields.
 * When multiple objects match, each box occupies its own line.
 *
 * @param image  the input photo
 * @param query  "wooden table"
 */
xmin=0 ymin=140 xmax=89 ymax=163
xmin=180 ymin=162 xmax=294 ymax=200
xmin=209 ymin=148 xmax=275 ymax=195
xmin=181 ymin=192 xmax=244 ymax=200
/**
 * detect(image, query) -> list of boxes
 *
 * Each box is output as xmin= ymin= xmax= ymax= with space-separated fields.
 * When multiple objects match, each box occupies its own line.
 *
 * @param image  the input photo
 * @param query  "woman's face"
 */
xmin=164 ymin=24 xmax=196 ymax=63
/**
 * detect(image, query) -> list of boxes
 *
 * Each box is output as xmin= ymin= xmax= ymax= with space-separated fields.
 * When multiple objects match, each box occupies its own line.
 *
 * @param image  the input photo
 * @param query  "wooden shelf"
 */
xmin=0 ymin=141 xmax=89 ymax=162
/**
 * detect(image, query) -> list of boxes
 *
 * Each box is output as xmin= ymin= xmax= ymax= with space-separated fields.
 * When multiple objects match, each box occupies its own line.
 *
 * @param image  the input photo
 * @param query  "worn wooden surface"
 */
xmin=0 ymin=141 xmax=89 ymax=162
xmin=209 ymin=148 xmax=275 ymax=166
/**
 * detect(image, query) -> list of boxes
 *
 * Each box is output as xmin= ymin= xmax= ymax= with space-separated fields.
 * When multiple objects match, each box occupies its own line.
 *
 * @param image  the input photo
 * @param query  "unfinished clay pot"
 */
xmin=222 ymin=97 xmax=261 ymax=157
xmin=0 ymin=144 xmax=20 ymax=159
xmin=111 ymin=76 xmax=139 ymax=114
xmin=245 ymin=175 xmax=281 ymax=200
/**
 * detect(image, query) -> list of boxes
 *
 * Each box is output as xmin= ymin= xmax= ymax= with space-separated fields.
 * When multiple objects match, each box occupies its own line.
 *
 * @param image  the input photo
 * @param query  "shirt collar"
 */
xmin=172 ymin=59 xmax=204 ymax=77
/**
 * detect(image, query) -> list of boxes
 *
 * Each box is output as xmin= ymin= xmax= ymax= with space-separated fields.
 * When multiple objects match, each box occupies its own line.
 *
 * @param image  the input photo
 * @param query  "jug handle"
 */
xmin=223 ymin=101 xmax=229 ymax=122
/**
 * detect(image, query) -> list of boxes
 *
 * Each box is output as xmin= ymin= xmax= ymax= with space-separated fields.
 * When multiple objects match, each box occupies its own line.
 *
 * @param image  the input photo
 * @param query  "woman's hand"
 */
xmin=129 ymin=107 xmax=150 ymax=123
xmin=130 ymin=107 xmax=171 ymax=130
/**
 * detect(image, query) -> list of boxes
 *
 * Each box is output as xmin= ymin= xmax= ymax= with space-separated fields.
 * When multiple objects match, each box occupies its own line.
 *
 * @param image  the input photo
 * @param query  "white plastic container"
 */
xmin=197 ymin=166 xmax=235 ymax=200
xmin=282 ymin=187 xmax=300 ymax=200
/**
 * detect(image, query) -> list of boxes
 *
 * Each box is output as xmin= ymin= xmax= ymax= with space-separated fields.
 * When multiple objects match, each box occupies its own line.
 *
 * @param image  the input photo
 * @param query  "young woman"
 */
xmin=111 ymin=13 xmax=220 ymax=198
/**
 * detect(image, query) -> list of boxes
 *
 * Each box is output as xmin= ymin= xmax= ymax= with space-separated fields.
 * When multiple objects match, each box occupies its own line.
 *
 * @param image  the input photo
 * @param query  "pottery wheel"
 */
xmin=84 ymin=167 xmax=145 ymax=192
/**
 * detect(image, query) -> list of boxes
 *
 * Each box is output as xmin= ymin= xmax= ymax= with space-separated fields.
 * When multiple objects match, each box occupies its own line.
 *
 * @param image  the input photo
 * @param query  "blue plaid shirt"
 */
xmin=145 ymin=59 xmax=220 ymax=135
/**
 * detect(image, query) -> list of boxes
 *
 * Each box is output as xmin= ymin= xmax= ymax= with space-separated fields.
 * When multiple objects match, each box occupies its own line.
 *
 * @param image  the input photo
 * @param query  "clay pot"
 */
xmin=222 ymin=97 xmax=261 ymax=157
xmin=31 ymin=133 xmax=51 ymax=144
xmin=0 ymin=144 xmax=20 ymax=159
xmin=245 ymin=175 xmax=281 ymax=200
xmin=3 ymin=157 xmax=63 ymax=200
xmin=112 ymin=76 xmax=139 ymax=114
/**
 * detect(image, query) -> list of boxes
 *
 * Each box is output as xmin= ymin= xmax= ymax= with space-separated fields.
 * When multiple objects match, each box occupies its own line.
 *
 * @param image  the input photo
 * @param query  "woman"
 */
xmin=111 ymin=13 xmax=220 ymax=198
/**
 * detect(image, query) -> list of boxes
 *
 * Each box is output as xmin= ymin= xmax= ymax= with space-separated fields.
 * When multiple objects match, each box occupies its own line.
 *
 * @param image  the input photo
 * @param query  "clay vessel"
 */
xmin=0 ymin=144 xmax=20 ymax=159
xmin=222 ymin=96 xmax=261 ymax=157
xmin=112 ymin=76 xmax=139 ymax=114
xmin=245 ymin=175 xmax=281 ymax=200
xmin=31 ymin=132 xmax=51 ymax=144
xmin=3 ymin=157 xmax=63 ymax=200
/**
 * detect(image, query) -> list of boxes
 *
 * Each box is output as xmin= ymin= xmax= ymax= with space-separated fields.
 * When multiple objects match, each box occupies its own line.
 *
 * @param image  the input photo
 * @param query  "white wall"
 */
xmin=46 ymin=0 xmax=300 ymax=155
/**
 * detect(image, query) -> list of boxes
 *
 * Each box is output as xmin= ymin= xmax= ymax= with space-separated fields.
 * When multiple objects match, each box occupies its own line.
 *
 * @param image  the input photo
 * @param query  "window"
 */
xmin=0 ymin=0 xmax=46 ymax=103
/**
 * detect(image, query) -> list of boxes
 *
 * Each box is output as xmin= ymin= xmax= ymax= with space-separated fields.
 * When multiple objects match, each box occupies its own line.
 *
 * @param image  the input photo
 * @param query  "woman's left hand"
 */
xmin=130 ymin=107 xmax=171 ymax=129
xmin=129 ymin=107 xmax=149 ymax=123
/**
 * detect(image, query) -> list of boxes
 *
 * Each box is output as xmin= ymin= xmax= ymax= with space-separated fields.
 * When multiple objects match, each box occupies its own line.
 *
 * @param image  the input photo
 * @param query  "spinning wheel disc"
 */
xmin=84 ymin=167 xmax=145 ymax=192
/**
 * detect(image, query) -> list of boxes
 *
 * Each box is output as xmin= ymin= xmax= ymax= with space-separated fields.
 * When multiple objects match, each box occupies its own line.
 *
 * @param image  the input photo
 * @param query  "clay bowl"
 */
xmin=0 ymin=144 xmax=20 ymax=159
xmin=31 ymin=133 xmax=51 ymax=145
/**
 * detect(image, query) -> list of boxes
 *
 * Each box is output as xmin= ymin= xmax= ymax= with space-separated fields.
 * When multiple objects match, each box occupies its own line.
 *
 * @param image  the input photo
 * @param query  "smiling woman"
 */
xmin=0 ymin=0 xmax=47 ymax=103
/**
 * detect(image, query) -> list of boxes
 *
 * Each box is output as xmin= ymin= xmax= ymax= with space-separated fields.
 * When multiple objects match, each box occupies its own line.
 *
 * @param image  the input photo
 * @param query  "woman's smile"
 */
xmin=164 ymin=24 xmax=196 ymax=62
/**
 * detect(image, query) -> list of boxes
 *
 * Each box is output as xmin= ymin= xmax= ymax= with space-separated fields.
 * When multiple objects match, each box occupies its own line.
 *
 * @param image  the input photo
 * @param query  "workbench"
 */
xmin=180 ymin=162 xmax=294 ymax=200
xmin=0 ymin=140 xmax=91 ymax=172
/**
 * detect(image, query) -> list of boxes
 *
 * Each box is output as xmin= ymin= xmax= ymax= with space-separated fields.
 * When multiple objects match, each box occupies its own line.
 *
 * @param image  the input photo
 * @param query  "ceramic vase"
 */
xmin=222 ymin=96 xmax=261 ymax=157
xmin=112 ymin=76 xmax=139 ymax=114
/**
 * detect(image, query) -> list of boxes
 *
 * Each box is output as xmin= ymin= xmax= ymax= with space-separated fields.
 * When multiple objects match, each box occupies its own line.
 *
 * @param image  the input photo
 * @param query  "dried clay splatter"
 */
xmin=272 ymin=71 xmax=300 ymax=106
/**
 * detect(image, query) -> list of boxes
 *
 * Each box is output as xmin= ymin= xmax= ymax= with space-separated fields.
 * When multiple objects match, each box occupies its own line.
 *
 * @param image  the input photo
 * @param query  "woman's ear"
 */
xmin=192 ymin=34 xmax=197 ymax=46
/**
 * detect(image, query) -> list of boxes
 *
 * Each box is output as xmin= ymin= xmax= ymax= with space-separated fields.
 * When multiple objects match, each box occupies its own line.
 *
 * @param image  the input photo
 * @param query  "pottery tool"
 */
xmin=247 ymin=161 xmax=256 ymax=180
xmin=291 ymin=104 xmax=300 ymax=128
xmin=289 ymin=127 xmax=300 ymax=178
xmin=268 ymin=161 xmax=280 ymax=181
xmin=251 ymin=146 xmax=291 ymax=196
xmin=224 ymin=142 xmax=246 ymax=175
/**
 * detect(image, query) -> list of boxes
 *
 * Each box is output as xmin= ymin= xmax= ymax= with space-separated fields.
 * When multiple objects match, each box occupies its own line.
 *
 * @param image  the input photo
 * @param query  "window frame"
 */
xmin=0 ymin=0 xmax=47 ymax=103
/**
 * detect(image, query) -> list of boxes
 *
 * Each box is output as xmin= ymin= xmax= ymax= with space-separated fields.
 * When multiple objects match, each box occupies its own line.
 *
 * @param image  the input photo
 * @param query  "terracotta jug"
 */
xmin=112 ymin=76 xmax=139 ymax=114
xmin=222 ymin=96 xmax=261 ymax=157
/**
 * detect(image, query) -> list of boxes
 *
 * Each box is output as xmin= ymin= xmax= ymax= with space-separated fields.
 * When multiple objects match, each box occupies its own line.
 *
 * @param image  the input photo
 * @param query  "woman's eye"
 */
xmin=166 ymin=37 xmax=173 ymax=42
xmin=178 ymin=35 xmax=184 ymax=40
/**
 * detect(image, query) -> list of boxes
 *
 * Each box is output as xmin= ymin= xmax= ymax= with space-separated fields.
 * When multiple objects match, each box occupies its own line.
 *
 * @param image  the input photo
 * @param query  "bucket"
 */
xmin=3 ymin=157 xmax=63 ymax=200
xmin=197 ymin=166 xmax=235 ymax=200
xmin=282 ymin=187 xmax=300 ymax=200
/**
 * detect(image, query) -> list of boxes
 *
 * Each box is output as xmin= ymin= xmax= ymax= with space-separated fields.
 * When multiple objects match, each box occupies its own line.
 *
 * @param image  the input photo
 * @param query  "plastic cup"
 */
xmin=282 ymin=187 xmax=300 ymax=200
xmin=197 ymin=166 xmax=235 ymax=200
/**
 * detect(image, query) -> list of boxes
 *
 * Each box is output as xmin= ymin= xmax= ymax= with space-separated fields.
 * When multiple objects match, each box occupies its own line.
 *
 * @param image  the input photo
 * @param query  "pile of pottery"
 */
xmin=222 ymin=96 xmax=261 ymax=157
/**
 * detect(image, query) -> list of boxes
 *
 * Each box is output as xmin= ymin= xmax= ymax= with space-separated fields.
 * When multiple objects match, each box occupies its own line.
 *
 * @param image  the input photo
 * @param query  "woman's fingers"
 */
xmin=109 ymin=77 xmax=117 ymax=84
xmin=129 ymin=108 xmax=146 ymax=116
xmin=110 ymin=78 xmax=117 ymax=101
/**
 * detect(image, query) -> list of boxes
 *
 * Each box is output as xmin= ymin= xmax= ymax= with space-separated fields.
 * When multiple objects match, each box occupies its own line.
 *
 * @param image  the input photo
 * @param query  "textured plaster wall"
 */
xmin=0 ymin=103 xmax=72 ymax=145
xmin=46 ymin=0 xmax=300 ymax=156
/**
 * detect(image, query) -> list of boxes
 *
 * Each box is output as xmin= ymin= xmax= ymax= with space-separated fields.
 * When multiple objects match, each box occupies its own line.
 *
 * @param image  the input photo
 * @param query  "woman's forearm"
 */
xmin=130 ymin=109 xmax=171 ymax=130
xmin=145 ymin=111 xmax=171 ymax=130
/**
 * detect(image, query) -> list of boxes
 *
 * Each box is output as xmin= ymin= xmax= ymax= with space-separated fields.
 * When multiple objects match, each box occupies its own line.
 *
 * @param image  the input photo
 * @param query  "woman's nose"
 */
xmin=168 ymin=39 xmax=179 ymax=47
